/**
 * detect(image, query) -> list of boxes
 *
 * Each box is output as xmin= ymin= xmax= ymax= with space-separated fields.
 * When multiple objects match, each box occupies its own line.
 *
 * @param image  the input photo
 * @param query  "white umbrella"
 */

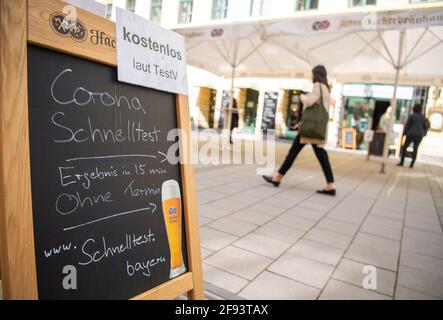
xmin=175 ymin=2 xmax=443 ymax=172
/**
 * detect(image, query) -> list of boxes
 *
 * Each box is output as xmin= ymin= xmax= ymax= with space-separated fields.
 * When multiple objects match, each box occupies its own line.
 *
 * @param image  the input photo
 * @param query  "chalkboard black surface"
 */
xmin=262 ymin=92 xmax=278 ymax=131
xmin=218 ymin=90 xmax=230 ymax=129
xmin=27 ymin=45 xmax=188 ymax=299
xmin=370 ymin=132 xmax=386 ymax=156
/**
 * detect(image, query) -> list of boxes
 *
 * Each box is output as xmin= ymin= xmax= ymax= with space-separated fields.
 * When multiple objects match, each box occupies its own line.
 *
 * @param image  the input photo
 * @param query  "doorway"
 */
xmin=242 ymin=89 xmax=259 ymax=134
xmin=197 ymin=87 xmax=217 ymax=129
xmin=372 ymin=100 xmax=391 ymax=130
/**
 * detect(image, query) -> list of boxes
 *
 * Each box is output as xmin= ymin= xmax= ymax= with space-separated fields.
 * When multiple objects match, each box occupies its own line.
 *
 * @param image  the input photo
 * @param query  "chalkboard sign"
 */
xmin=370 ymin=132 xmax=386 ymax=156
xmin=0 ymin=0 xmax=202 ymax=300
xmin=341 ymin=128 xmax=356 ymax=150
xmin=218 ymin=90 xmax=230 ymax=129
xmin=262 ymin=92 xmax=278 ymax=131
xmin=27 ymin=45 xmax=188 ymax=299
xmin=345 ymin=130 xmax=354 ymax=145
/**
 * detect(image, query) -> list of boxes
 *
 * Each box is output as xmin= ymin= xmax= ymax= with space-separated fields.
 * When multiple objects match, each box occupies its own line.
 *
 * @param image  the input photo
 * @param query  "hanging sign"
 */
xmin=116 ymin=8 xmax=188 ymax=95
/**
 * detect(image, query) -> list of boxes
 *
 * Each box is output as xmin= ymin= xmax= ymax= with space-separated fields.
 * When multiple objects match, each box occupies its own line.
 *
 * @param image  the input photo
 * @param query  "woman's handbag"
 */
xmin=298 ymin=86 xmax=329 ymax=141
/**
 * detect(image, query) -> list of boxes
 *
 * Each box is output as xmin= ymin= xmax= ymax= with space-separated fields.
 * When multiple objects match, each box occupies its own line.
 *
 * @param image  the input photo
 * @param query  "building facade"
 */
xmin=101 ymin=0 xmax=443 ymax=27
xmin=99 ymin=0 xmax=443 ymax=162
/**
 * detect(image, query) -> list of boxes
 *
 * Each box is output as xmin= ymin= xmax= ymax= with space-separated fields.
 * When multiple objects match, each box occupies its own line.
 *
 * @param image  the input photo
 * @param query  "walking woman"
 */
xmin=263 ymin=65 xmax=336 ymax=196
xmin=397 ymin=103 xmax=429 ymax=168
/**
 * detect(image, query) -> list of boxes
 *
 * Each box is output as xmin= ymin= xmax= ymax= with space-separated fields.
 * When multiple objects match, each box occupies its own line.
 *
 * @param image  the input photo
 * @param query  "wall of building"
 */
xmin=101 ymin=0 xmax=440 ymax=25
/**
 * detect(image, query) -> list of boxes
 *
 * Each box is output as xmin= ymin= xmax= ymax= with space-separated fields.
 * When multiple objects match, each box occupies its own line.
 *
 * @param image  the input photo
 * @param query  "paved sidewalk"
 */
xmin=196 ymin=142 xmax=443 ymax=300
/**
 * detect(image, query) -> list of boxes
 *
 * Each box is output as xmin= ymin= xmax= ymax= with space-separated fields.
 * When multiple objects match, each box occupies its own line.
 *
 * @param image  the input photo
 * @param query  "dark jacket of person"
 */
xmin=403 ymin=113 xmax=428 ymax=138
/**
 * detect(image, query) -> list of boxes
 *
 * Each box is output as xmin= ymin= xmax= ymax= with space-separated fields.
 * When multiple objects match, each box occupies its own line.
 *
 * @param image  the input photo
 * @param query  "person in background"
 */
xmin=229 ymin=98 xmax=239 ymax=144
xmin=398 ymin=103 xmax=430 ymax=168
xmin=376 ymin=106 xmax=396 ymax=150
xmin=378 ymin=106 xmax=392 ymax=133
xmin=262 ymin=65 xmax=336 ymax=196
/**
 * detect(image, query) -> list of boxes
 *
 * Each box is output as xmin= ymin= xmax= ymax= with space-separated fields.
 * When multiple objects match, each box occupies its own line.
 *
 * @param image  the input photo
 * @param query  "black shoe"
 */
xmin=317 ymin=189 xmax=336 ymax=196
xmin=397 ymin=163 xmax=404 ymax=167
xmin=262 ymin=175 xmax=280 ymax=187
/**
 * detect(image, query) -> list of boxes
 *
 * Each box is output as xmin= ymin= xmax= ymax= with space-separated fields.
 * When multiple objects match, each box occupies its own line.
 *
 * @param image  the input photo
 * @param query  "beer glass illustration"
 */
xmin=162 ymin=179 xmax=186 ymax=278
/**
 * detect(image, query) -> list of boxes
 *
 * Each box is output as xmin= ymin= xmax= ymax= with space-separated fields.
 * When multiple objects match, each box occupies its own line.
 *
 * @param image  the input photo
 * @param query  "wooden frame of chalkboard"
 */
xmin=0 ymin=0 xmax=203 ymax=299
xmin=341 ymin=128 xmax=357 ymax=150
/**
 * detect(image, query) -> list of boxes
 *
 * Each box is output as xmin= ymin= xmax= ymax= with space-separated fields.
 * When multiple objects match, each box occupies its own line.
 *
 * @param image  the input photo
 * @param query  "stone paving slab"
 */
xmin=332 ymin=259 xmax=396 ymax=297
xmin=232 ymin=233 xmax=291 ymax=259
xmin=205 ymin=246 xmax=273 ymax=280
xmin=203 ymin=264 xmax=249 ymax=294
xmin=319 ymin=279 xmax=391 ymax=300
xmin=239 ymin=271 xmax=320 ymax=300
xmin=268 ymin=253 xmax=335 ymax=289
xmin=196 ymin=142 xmax=443 ymax=300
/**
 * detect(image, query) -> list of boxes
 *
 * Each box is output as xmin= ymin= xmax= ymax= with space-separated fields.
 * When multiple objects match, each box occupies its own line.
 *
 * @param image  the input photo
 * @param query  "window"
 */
xmin=295 ymin=0 xmax=319 ymax=10
xmin=250 ymin=0 xmax=264 ymax=16
xmin=150 ymin=0 xmax=162 ymax=23
xmin=126 ymin=0 xmax=136 ymax=13
xmin=250 ymin=0 xmax=272 ymax=16
xmin=212 ymin=0 xmax=229 ymax=20
xmin=178 ymin=0 xmax=193 ymax=24
xmin=349 ymin=0 xmax=376 ymax=6
xmin=105 ymin=3 xmax=113 ymax=19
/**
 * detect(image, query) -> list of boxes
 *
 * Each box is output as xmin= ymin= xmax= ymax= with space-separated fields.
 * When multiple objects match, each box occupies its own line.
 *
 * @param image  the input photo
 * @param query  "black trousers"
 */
xmin=278 ymin=135 xmax=335 ymax=183
xmin=400 ymin=135 xmax=423 ymax=167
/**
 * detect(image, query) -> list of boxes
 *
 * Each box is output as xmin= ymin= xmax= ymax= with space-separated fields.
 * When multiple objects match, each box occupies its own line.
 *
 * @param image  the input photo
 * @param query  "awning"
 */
xmin=175 ymin=2 xmax=443 ymax=85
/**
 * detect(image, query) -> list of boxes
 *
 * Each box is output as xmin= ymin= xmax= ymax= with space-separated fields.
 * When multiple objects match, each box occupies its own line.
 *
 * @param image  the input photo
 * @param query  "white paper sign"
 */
xmin=66 ymin=0 xmax=106 ymax=17
xmin=116 ymin=8 xmax=188 ymax=95
xmin=364 ymin=129 xmax=374 ymax=142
